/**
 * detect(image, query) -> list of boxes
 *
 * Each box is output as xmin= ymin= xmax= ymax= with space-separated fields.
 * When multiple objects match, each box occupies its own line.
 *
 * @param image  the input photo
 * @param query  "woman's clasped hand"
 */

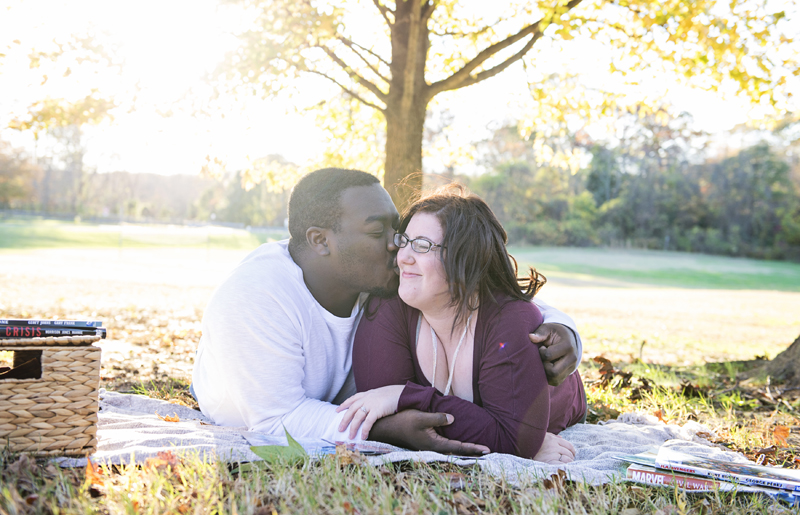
xmin=336 ymin=385 xmax=405 ymax=439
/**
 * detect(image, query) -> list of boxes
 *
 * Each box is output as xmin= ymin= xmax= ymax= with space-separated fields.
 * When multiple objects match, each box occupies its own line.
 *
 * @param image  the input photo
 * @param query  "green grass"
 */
xmin=1 ymin=444 xmax=795 ymax=514
xmin=511 ymin=246 xmax=800 ymax=291
xmin=0 ymin=218 xmax=288 ymax=251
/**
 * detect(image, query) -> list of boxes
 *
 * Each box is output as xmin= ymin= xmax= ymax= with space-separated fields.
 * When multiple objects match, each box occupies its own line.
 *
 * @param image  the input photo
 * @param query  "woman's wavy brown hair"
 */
xmin=399 ymin=184 xmax=545 ymax=334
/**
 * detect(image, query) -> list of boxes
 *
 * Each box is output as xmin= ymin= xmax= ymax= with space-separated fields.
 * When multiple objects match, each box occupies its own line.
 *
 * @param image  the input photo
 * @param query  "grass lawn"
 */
xmin=511 ymin=246 xmax=800 ymax=292
xmin=0 ymin=218 xmax=288 ymax=251
xmin=0 ymin=221 xmax=798 ymax=514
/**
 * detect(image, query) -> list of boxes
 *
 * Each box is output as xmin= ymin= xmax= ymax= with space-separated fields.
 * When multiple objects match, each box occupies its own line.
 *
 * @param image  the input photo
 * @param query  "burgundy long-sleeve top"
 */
xmin=353 ymin=293 xmax=586 ymax=459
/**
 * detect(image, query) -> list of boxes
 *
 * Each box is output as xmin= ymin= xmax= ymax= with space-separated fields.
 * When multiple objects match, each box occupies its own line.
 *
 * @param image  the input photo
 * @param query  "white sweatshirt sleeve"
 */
xmin=193 ymin=268 xmax=361 ymax=442
xmin=533 ymin=297 xmax=583 ymax=370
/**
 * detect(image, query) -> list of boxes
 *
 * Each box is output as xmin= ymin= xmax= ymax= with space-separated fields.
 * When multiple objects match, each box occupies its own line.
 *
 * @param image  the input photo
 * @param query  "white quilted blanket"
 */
xmin=56 ymin=390 xmax=750 ymax=486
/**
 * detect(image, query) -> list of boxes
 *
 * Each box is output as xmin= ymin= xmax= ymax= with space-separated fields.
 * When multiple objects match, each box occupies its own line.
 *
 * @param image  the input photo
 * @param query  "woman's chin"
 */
xmin=398 ymin=287 xmax=421 ymax=310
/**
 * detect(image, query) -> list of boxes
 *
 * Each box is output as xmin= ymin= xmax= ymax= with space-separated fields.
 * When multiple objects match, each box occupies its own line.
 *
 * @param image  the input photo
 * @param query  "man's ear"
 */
xmin=305 ymin=227 xmax=331 ymax=256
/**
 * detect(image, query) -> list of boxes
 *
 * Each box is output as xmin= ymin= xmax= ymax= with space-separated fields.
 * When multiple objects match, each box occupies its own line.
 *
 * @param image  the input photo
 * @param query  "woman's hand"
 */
xmin=533 ymin=433 xmax=577 ymax=465
xmin=336 ymin=385 xmax=405 ymax=439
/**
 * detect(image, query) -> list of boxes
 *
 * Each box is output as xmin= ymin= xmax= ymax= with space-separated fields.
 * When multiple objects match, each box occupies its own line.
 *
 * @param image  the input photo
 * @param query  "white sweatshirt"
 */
xmin=192 ymin=241 xmax=582 ymax=440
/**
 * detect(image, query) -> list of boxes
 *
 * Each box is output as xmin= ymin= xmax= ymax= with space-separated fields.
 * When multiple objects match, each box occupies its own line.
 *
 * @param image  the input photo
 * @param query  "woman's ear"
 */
xmin=306 ymin=227 xmax=331 ymax=256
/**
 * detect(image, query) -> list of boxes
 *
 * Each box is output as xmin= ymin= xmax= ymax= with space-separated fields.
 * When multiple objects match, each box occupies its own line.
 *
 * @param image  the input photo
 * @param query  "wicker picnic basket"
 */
xmin=0 ymin=335 xmax=102 ymax=456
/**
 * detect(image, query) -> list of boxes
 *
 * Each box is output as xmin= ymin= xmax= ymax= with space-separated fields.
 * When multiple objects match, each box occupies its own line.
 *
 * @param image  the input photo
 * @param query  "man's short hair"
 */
xmin=288 ymin=168 xmax=380 ymax=250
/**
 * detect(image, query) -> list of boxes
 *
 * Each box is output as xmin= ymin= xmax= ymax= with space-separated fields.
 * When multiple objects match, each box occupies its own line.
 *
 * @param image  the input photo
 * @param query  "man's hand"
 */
xmin=368 ymin=409 xmax=489 ymax=456
xmin=530 ymin=323 xmax=579 ymax=386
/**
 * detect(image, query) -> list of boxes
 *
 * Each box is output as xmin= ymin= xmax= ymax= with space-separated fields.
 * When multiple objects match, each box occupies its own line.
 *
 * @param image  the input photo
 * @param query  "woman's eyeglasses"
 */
xmin=393 ymin=233 xmax=446 ymax=253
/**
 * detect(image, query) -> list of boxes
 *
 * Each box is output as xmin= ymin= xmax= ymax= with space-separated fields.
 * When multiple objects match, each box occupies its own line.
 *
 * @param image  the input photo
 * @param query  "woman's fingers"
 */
xmin=554 ymin=436 xmax=576 ymax=458
xmin=348 ymin=407 xmax=369 ymax=439
xmin=336 ymin=393 xmax=363 ymax=413
xmin=338 ymin=403 xmax=359 ymax=432
xmin=360 ymin=411 xmax=379 ymax=440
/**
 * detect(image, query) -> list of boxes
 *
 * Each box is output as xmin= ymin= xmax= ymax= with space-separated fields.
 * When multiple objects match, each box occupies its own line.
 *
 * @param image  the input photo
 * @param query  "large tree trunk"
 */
xmin=759 ymin=334 xmax=800 ymax=386
xmin=384 ymin=0 xmax=431 ymax=212
xmin=384 ymin=105 xmax=426 ymax=212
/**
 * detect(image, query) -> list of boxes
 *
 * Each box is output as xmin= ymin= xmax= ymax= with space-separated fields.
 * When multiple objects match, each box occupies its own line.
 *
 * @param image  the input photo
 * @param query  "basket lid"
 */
xmin=0 ymin=334 xmax=103 ymax=347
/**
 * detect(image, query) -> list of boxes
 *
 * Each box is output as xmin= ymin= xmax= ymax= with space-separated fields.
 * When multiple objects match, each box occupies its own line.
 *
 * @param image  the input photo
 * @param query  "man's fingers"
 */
xmin=427 ymin=433 xmax=489 ymax=456
xmin=543 ymin=359 xmax=573 ymax=387
xmin=415 ymin=412 xmax=455 ymax=429
xmin=528 ymin=331 xmax=549 ymax=345
xmin=538 ymin=340 xmax=569 ymax=363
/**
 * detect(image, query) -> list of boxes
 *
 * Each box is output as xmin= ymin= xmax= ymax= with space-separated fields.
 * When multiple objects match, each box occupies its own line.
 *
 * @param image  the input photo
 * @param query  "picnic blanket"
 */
xmin=56 ymin=390 xmax=752 ymax=486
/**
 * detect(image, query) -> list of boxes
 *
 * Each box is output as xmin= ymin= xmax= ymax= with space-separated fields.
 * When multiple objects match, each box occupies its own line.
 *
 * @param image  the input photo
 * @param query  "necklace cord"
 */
xmin=429 ymin=313 xmax=473 ymax=396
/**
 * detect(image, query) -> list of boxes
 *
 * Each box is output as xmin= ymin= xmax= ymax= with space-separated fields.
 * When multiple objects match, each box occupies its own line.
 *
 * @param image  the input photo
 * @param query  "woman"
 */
xmin=337 ymin=187 xmax=586 ymax=463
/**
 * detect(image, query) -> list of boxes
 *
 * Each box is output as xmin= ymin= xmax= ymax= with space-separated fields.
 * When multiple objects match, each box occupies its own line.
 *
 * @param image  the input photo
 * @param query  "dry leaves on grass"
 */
xmin=84 ymin=458 xmax=104 ymax=488
xmin=773 ymin=425 xmax=790 ymax=446
xmin=156 ymin=412 xmax=180 ymax=422
xmin=335 ymin=444 xmax=368 ymax=466
xmin=145 ymin=451 xmax=180 ymax=472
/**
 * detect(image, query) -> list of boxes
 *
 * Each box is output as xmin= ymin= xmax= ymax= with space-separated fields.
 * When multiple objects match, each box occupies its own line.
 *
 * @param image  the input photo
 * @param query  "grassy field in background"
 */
xmin=512 ymin=246 xmax=800 ymax=291
xmin=0 ymin=218 xmax=288 ymax=250
xmin=4 ymin=218 xmax=800 ymax=291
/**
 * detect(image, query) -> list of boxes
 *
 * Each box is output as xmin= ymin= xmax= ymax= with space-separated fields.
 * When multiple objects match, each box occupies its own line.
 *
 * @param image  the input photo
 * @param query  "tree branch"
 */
xmin=433 ymin=30 xmax=543 ymax=96
xmin=430 ymin=24 xmax=494 ymax=38
xmin=422 ymin=0 xmax=436 ymax=22
xmin=306 ymin=69 xmax=386 ymax=112
xmin=400 ymin=0 xmax=423 ymax=115
xmin=337 ymin=36 xmax=391 ymax=82
xmin=320 ymin=46 xmax=389 ymax=102
xmin=372 ymin=0 xmax=394 ymax=27
xmin=427 ymin=0 xmax=584 ymax=97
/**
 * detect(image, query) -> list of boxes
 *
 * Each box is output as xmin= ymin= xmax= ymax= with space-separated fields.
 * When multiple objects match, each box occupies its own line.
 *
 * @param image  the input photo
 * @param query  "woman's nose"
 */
xmin=397 ymin=244 xmax=415 ymax=264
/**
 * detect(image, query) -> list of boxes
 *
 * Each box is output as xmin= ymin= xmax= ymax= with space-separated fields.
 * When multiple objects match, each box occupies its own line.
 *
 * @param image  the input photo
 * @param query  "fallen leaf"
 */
xmin=158 ymin=450 xmax=179 ymax=467
xmin=336 ymin=444 xmax=367 ymax=466
xmin=542 ymin=469 xmax=568 ymax=492
xmin=146 ymin=450 xmax=180 ymax=471
xmin=157 ymin=412 xmax=180 ymax=422
xmin=593 ymin=355 xmax=615 ymax=375
xmin=653 ymin=410 xmax=666 ymax=423
xmin=774 ymin=425 xmax=790 ymax=447
xmin=85 ymin=457 xmax=104 ymax=487
xmin=250 ymin=427 xmax=308 ymax=466
xmin=680 ymin=380 xmax=702 ymax=398
xmin=756 ymin=445 xmax=777 ymax=457
xmin=25 ymin=494 xmax=38 ymax=505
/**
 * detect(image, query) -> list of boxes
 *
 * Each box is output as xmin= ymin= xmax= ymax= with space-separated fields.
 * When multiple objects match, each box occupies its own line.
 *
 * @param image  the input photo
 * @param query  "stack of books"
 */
xmin=1 ymin=318 xmax=107 ymax=340
xmin=618 ymin=447 xmax=800 ymax=505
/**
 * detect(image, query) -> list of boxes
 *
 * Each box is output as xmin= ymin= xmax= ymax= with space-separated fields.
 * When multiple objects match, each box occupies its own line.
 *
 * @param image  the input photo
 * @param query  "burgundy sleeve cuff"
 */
xmin=397 ymin=381 xmax=437 ymax=412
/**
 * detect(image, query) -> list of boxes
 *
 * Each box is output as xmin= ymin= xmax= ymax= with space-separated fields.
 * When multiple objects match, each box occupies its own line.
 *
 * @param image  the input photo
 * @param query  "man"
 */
xmin=192 ymin=168 xmax=581 ymax=453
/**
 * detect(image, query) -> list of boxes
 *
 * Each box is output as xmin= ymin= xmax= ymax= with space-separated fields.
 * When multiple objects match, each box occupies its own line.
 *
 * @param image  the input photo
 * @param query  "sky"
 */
xmin=0 ymin=0 xmax=794 ymax=177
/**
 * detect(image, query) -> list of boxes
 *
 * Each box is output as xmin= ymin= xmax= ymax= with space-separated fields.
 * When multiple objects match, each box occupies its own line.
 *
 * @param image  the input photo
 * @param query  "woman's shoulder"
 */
xmin=480 ymin=291 xmax=543 ymax=332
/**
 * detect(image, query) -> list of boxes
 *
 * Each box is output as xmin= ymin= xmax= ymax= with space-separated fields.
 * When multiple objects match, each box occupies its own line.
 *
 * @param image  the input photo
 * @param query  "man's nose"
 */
xmin=387 ymin=230 xmax=399 ymax=252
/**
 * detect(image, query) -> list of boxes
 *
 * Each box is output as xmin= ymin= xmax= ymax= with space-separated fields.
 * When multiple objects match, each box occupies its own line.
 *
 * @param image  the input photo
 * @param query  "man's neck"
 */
xmin=289 ymin=245 xmax=360 ymax=318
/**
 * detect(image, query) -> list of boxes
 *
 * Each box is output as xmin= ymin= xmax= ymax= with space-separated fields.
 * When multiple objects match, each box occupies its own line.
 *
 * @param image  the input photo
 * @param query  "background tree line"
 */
xmin=2 ymin=111 xmax=799 ymax=262
xmin=461 ymin=114 xmax=800 ymax=261
xmin=0 ymin=143 xmax=291 ymax=228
